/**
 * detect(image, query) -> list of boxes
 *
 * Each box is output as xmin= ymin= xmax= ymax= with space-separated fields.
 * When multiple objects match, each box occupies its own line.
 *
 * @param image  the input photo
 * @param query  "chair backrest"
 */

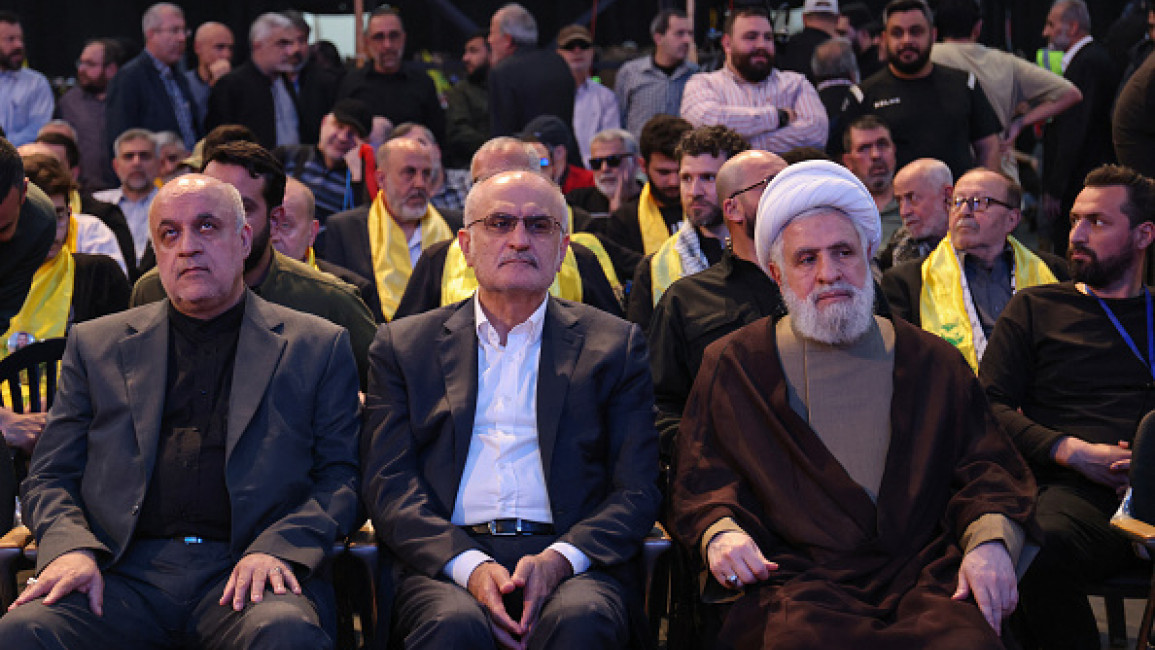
xmin=0 ymin=338 xmax=67 ymax=414
xmin=1130 ymin=409 xmax=1155 ymax=524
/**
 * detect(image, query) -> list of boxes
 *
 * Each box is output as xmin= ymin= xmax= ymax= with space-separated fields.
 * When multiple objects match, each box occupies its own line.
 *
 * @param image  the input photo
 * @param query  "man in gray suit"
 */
xmin=362 ymin=169 xmax=660 ymax=649
xmin=0 ymin=174 xmax=360 ymax=649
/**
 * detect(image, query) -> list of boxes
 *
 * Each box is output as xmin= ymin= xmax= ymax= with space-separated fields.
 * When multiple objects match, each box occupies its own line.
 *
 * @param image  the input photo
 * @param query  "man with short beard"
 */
xmin=131 ymin=141 xmax=377 ymax=388
xmin=94 ymin=129 xmax=162 ymax=269
xmin=680 ymin=7 xmax=827 ymax=153
xmin=566 ymin=128 xmax=642 ymax=218
xmin=445 ymin=33 xmax=491 ymax=168
xmin=882 ymin=167 xmax=1067 ymax=370
xmin=838 ymin=0 xmax=1001 ymax=181
xmin=280 ymin=10 xmax=341 ymax=146
xmin=0 ymin=11 xmax=53 ymax=146
xmin=626 ymin=125 xmax=748 ymax=331
xmin=841 ymin=115 xmax=899 ymax=243
xmin=673 ymin=159 xmax=1037 ymax=648
xmin=876 ymin=157 xmax=952 ymax=270
xmin=980 ymin=164 xmax=1155 ymax=650
xmin=322 ymin=138 xmax=455 ymax=321
xmin=58 ymin=38 xmax=124 ymax=192
xmin=206 ymin=13 xmax=303 ymax=150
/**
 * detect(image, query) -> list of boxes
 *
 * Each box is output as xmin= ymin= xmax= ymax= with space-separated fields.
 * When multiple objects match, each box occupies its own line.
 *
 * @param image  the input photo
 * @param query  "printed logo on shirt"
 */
xmin=874 ymin=97 xmax=901 ymax=109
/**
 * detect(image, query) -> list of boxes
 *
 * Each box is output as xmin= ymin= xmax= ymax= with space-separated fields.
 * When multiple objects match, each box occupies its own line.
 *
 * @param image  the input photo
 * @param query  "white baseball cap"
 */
xmin=803 ymin=0 xmax=840 ymax=14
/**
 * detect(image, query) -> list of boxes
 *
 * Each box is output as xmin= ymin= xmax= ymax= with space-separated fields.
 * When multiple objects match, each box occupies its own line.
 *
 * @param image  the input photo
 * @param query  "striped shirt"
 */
xmin=614 ymin=55 xmax=697 ymax=139
xmin=680 ymin=66 xmax=828 ymax=153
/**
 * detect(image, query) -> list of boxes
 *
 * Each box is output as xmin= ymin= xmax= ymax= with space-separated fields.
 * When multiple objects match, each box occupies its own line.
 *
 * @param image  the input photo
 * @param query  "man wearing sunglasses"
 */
xmin=556 ymin=25 xmax=621 ymax=171
xmin=881 ymin=167 xmax=1067 ymax=370
xmin=363 ymin=169 xmax=659 ymax=650
xmin=566 ymin=128 xmax=642 ymax=219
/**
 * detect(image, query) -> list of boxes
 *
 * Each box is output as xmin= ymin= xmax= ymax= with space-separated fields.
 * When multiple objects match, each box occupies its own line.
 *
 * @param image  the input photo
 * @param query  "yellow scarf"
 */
xmin=368 ymin=193 xmax=455 ymax=320
xmin=69 ymin=189 xmax=82 ymax=215
xmin=637 ymin=183 xmax=670 ymax=255
xmin=440 ymin=239 xmax=584 ymax=306
xmin=3 ymin=218 xmax=76 ymax=353
xmin=920 ymin=234 xmax=1058 ymax=371
xmin=305 ymin=246 xmax=318 ymax=270
xmin=565 ymin=205 xmax=621 ymax=291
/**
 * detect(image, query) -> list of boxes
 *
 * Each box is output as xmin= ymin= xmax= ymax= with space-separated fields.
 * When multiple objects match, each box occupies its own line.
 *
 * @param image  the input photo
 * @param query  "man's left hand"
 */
xmin=510 ymin=549 xmax=573 ymax=638
xmin=0 ymin=408 xmax=47 ymax=454
xmin=953 ymin=541 xmax=1017 ymax=634
xmin=219 ymin=553 xmax=301 ymax=611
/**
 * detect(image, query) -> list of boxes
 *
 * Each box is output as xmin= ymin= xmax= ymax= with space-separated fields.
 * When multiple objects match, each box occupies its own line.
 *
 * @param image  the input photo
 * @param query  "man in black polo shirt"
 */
xmin=838 ymin=0 xmax=1001 ymax=181
xmin=336 ymin=6 xmax=445 ymax=144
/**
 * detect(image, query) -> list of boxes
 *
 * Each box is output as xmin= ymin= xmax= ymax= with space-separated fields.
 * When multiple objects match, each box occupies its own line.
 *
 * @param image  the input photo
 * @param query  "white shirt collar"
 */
xmin=1062 ymin=35 xmax=1094 ymax=72
xmin=473 ymin=292 xmax=549 ymax=348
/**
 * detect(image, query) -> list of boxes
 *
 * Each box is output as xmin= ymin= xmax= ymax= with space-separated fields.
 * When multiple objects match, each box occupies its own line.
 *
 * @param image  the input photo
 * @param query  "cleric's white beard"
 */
xmin=780 ymin=277 xmax=875 ymax=346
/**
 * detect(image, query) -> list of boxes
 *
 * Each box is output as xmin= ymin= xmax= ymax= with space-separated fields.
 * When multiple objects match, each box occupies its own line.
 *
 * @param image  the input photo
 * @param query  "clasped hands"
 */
xmin=9 ymin=550 xmax=298 ymax=614
xmin=466 ymin=549 xmax=573 ymax=650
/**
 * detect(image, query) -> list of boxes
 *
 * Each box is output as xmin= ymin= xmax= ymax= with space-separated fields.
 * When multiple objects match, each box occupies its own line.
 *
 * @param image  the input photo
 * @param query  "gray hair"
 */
xmin=113 ymin=128 xmax=158 ymax=158
xmin=495 ymin=3 xmax=538 ymax=47
xmin=284 ymin=177 xmax=316 ymax=220
xmin=470 ymin=136 xmax=542 ymax=183
xmin=250 ymin=12 xmax=293 ymax=45
xmin=464 ymin=170 xmax=568 ymax=233
xmin=142 ymin=2 xmax=182 ymax=34
xmin=590 ymin=129 xmax=639 ymax=155
xmin=154 ymin=130 xmax=183 ymax=150
xmin=1053 ymin=0 xmax=1091 ymax=32
xmin=901 ymin=157 xmax=954 ymax=190
xmin=812 ymin=37 xmax=859 ymax=83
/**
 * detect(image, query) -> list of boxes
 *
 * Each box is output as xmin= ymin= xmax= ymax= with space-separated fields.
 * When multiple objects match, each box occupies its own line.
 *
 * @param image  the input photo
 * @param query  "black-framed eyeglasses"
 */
xmin=589 ymin=154 xmax=627 ymax=170
xmin=467 ymin=213 xmax=563 ymax=237
xmin=949 ymin=195 xmax=1016 ymax=213
xmin=560 ymin=41 xmax=593 ymax=52
xmin=53 ymin=205 xmax=70 ymax=220
xmin=727 ymin=175 xmax=775 ymax=201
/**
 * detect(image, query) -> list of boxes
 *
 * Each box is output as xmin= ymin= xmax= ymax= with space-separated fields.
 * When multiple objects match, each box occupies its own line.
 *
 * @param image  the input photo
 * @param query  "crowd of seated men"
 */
xmin=0 ymin=0 xmax=1153 ymax=648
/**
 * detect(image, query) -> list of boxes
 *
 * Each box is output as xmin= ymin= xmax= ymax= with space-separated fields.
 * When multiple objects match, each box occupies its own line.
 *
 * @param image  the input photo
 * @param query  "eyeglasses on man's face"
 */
xmin=727 ymin=175 xmax=775 ymax=201
xmin=949 ymin=195 xmax=1016 ymax=213
xmin=467 ymin=213 xmax=563 ymax=237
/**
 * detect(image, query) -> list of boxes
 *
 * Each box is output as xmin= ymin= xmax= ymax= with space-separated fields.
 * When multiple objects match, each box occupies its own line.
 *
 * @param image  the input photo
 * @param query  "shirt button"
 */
xmin=131 ymin=505 xmax=140 ymax=515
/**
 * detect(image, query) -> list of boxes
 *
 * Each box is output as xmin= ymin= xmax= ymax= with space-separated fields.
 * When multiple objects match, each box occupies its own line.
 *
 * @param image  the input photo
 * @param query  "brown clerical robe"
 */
xmin=671 ymin=314 xmax=1037 ymax=649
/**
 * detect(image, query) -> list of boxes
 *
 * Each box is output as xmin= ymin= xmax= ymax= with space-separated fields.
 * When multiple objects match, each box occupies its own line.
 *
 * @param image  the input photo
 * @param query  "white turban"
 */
xmin=754 ymin=159 xmax=881 ymax=271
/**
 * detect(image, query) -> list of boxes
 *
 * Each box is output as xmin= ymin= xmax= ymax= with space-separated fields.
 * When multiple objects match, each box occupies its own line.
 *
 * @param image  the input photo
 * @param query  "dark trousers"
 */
xmin=1018 ymin=481 xmax=1148 ymax=650
xmin=0 ymin=538 xmax=334 ymax=650
xmin=392 ymin=534 xmax=630 ymax=650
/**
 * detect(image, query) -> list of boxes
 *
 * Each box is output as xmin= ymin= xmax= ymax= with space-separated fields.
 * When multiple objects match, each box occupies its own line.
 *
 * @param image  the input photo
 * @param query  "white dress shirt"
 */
xmin=92 ymin=186 xmax=158 ymax=264
xmin=74 ymin=213 xmax=128 ymax=276
xmin=444 ymin=294 xmax=591 ymax=588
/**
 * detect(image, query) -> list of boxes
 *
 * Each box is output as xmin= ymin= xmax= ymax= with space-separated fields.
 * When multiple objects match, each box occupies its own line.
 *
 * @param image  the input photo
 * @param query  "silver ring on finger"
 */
xmin=25 ymin=577 xmax=37 ymax=586
xmin=726 ymin=574 xmax=739 ymax=587
xmin=270 ymin=566 xmax=283 ymax=574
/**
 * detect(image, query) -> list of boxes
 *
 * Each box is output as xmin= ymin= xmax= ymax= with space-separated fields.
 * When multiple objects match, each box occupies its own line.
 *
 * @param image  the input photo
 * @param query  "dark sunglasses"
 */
xmin=560 ymin=40 xmax=593 ymax=51
xmin=589 ymin=154 xmax=627 ymax=170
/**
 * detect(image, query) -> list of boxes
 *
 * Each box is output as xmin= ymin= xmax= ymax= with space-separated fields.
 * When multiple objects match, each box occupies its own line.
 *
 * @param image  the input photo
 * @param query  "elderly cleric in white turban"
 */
xmin=753 ymin=160 xmax=882 ymax=272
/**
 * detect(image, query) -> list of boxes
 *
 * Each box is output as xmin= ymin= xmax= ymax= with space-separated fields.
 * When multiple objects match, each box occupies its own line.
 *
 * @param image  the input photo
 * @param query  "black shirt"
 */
xmin=337 ymin=62 xmax=446 ymax=144
xmin=648 ymin=249 xmax=784 ymax=459
xmin=839 ymin=64 xmax=1002 ymax=180
xmin=626 ymin=229 xmax=724 ymax=333
xmin=980 ymin=282 xmax=1155 ymax=486
xmin=594 ymin=196 xmax=684 ymax=281
xmin=135 ymin=299 xmax=245 ymax=541
xmin=0 ymin=184 xmax=54 ymax=335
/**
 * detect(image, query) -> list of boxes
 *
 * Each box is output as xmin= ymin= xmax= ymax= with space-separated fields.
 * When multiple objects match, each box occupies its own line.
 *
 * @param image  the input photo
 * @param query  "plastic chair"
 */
xmin=1105 ymin=410 xmax=1155 ymax=649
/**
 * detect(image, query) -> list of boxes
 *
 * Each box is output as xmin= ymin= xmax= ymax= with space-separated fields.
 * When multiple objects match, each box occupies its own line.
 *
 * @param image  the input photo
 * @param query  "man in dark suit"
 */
xmin=1040 ymin=0 xmax=1121 ymax=253
xmin=0 ymin=174 xmax=360 ymax=649
xmin=104 ymin=3 xmax=200 ymax=154
xmin=486 ymin=3 xmax=576 ymax=137
xmin=205 ymin=12 xmax=304 ymax=151
xmin=362 ymin=169 xmax=659 ymax=649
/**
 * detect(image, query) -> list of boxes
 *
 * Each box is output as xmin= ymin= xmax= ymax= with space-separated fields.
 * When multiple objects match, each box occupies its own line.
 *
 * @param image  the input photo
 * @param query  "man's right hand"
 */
xmin=0 ymin=408 xmax=47 ymax=454
xmin=1053 ymin=436 xmax=1132 ymax=493
xmin=9 ymin=550 xmax=103 ymax=615
xmin=706 ymin=530 xmax=777 ymax=590
xmin=467 ymin=560 xmax=525 ymax=649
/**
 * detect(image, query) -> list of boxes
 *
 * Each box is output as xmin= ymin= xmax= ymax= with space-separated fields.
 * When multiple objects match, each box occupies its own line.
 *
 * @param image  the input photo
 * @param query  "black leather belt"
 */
xmin=465 ymin=519 xmax=555 ymax=536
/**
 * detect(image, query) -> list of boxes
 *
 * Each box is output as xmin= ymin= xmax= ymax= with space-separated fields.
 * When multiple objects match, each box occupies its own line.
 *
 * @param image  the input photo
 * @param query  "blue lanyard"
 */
xmin=1090 ymin=285 xmax=1155 ymax=379
xmin=342 ymin=169 xmax=355 ymax=211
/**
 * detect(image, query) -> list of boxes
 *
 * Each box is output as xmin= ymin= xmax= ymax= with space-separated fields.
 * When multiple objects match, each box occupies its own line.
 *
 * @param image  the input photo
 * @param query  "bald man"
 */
xmin=875 ymin=158 xmax=953 ymax=271
xmin=648 ymin=150 xmax=787 ymax=456
xmin=186 ymin=22 xmax=234 ymax=119
xmin=0 ymin=174 xmax=359 ymax=649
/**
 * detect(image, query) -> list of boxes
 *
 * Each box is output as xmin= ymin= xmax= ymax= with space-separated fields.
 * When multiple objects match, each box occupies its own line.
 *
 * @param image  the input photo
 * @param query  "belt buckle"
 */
xmin=488 ymin=519 xmax=519 ymax=536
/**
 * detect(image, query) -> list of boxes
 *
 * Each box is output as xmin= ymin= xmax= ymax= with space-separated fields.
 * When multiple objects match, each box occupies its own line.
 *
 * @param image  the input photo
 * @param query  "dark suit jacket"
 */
xmin=23 ymin=291 xmax=361 ymax=577
xmin=1043 ymin=41 xmax=1120 ymax=205
xmin=79 ymin=194 xmax=137 ymax=281
xmin=71 ymin=253 xmax=130 ymax=324
xmin=205 ymin=62 xmax=291 ymax=151
xmin=316 ymin=257 xmax=383 ymax=323
xmin=488 ymin=48 xmax=576 ymax=137
xmin=393 ymin=239 xmax=624 ymax=320
xmin=361 ymin=296 xmax=660 ymax=577
xmin=295 ymin=58 xmax=341 ymax=145
xmin=881 ymin=247 xmax=1070 ymax=325
xmin=105 ymin=52 xmax=200 ymax=154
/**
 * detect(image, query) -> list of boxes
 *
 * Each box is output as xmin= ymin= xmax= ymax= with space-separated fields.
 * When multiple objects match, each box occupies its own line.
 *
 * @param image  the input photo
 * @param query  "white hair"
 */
xmin=142 ymin=2 xmax=182 ymax=34
xmin=495 ymin=3 xmax=538 ymax=47
xmin=250 ymin=12 xmax=293 ymax=45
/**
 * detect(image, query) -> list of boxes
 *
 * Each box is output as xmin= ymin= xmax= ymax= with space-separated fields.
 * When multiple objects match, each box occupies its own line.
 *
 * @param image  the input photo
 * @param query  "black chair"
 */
xmin=1105 ymin=410 xmax=1155 ymax=649
xmin=0 ymin=337 xmax=66 ymax=613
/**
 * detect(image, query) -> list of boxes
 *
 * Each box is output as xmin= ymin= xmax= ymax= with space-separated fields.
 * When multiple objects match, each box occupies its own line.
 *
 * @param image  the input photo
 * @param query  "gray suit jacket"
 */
xmin=23 ymin=291 xmax=361 ymax=576
xmin=361 ymin=297 xmax=660 ymax=577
